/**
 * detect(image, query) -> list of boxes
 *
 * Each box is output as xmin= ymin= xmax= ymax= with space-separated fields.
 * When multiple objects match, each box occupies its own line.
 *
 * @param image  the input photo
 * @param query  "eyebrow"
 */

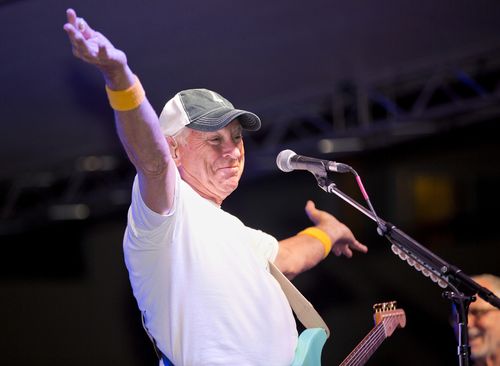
xmin=230 ymin=123 xmax=243 ymax=132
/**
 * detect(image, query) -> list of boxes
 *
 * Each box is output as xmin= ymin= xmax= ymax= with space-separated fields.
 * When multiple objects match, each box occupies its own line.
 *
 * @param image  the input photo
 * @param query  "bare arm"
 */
xmin=63 ymin=9 xmax=175 ymax=214
xmin=275 ymin=200 xmax=368 ymax=279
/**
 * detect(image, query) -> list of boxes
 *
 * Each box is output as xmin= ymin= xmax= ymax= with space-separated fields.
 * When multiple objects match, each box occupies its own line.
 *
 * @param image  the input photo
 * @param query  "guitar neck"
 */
xmin=339 ymin=321 xmax=388 ymax=366
xmin=339 ymin=302 xmax=406 ymax=366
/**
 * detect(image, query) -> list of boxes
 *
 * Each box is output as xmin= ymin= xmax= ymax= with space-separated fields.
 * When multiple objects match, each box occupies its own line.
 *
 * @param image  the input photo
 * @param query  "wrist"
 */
xmin=105 ymin=74 xmax=145 ymax=111
xmin=101 ymin=63 xmax=135 ymax=90
xmin=298 ymin=227 xmax=332 ymax=258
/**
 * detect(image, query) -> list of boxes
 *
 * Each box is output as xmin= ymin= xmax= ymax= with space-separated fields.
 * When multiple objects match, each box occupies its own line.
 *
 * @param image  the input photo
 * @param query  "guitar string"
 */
xmin=341 ymin=326 xmax=385 ymax=366
xmin=341 ymin=317 xmax=399 ymax=366
xmin=344 ymin=318 xmax=398 ymax=366
xmin=348 ymin=330 xmax=385 ymax=365
xmin=339 ymin=325 xmax=383 ymax=365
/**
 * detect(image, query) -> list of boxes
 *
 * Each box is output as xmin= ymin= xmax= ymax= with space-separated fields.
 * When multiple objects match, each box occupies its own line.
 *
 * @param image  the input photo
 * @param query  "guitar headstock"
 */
xmin=373 ymin=301 xmax=406 ymax=337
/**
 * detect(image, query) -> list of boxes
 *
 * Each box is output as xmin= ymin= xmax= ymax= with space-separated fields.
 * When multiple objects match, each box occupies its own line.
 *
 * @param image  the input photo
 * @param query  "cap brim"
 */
xmin=187 ymin=107 xmax=261 ymax=132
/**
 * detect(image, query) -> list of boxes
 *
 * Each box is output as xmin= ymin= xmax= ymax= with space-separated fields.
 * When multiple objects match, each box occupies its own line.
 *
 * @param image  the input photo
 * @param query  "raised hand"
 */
xmin=63 ymin=8 xmax=129 ymax=83
xmin=305 ymin=200 xmax=368 ymax=258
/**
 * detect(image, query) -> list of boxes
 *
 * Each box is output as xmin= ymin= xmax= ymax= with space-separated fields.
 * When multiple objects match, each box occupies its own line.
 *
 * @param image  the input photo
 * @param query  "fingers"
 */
xmin=352 ymin=240 xmax=368 ymax=253
xmin=331 ymin=242 xmax=358 ymax=258
xmin=64 ymin=9 xmax=93 ymax=40
xmin=304 ymin=199 xmax=369 ymax=258
xmin=63 ymin=9 xmax=83 ymax=45
xmin=331 ymin=242 xmax=353 ymax=257
xmin=64 ymin=25 xmax=87 ymax=57
xmin=63 ymin=8 xmax=78 ymax=36
xmin=77 ymin=18 xmax=93 ymax=39
xmin=66 ymin=8 xmax=77 ymax=25
xmin=305 ymin=200 xmax=315 ymax=214
xmin=63 ymin=9 xmax=100 ymax=62
xmin=343 ymin=246 xmax=353 ymax=258
xmin=333 ymin=240 xmax=367 ymax=258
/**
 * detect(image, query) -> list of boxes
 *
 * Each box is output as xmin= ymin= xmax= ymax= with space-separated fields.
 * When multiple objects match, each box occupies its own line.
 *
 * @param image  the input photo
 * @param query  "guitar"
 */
xmin=291 ymin=301 xmax=406 ymax=366
xmin=340 ymin=301 xmax=406 ymax=366
xmin=291 ymin=327 xmax=329 ymax=366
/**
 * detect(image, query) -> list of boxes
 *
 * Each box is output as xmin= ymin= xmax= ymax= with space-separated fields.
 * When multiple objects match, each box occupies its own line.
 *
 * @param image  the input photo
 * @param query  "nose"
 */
xmin=222 ymin=140 xmax=242 ymax=160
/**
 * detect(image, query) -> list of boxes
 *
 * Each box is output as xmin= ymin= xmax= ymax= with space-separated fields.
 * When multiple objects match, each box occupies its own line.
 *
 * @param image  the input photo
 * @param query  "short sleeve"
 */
xmin=245 ymin=227 xmax=279 ymax=266
xmin=125 ymin=171 xmax=180 ymax=250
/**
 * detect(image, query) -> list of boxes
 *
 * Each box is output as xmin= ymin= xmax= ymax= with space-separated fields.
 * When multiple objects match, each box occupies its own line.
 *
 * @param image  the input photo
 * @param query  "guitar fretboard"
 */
xmin=339 ymin=316 xmax=399 ymax=366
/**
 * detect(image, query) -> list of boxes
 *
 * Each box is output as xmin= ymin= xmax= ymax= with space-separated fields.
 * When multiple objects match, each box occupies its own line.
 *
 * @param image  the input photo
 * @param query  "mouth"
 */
xmin=470 ymin=334 xmax=480 ymax=342
xmin=218 ymin=165 xmax=239 ymax=171
xmin=468 ymin=329 xmax=482 ymax=343
xmin=217 ymin=166 xmax=240 ymax=178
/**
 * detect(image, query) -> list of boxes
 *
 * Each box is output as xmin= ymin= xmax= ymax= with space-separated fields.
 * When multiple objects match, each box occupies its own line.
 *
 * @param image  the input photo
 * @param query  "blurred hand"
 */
xmin=305 ymin=200 xmax=368 ymax=257
xmin=63 ymin=9 xmax=127 ymax=76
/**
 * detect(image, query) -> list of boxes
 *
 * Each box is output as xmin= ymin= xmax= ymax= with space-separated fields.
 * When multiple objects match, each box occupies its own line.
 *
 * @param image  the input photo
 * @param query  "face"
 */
xmin=467 ymin=278 xmax=500 ymax=362
xmin=173 ymin=119 xmax=245 ymax=205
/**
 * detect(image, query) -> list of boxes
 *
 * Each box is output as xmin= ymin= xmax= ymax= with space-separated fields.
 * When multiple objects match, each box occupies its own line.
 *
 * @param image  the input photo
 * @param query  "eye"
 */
xmin=208 ymin=136 xmax=222 ymax=144
xmin=233 ymin=133 xmax=243 ymax=142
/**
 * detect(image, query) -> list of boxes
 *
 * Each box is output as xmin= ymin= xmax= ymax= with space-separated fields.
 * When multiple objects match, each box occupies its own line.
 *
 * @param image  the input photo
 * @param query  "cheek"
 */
xmin=486 ymin=318 xmax=500 ymax=333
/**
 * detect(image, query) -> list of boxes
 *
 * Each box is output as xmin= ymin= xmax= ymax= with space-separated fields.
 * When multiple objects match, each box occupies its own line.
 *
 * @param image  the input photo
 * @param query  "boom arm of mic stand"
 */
xmin=315 ymin=176 xmax=500 ymax=308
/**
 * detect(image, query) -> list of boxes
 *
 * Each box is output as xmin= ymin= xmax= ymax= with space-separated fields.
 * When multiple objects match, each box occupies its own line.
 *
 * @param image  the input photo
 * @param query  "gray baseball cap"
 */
xmin=159 ymin=88 xmax=261 ymax=136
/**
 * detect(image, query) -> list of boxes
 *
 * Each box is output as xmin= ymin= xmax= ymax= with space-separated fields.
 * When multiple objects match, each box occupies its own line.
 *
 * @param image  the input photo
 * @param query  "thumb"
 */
xmin=305 ymin=200 xmax=319 ymax=224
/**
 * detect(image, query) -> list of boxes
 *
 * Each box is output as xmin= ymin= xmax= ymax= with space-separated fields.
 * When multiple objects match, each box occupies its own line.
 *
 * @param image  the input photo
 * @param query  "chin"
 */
xmin=471 ymin=346 xmax=488 ymax=360
xmin=224 ymin=180 xmax=239 ymax=192
xmin=221 ymin=179 xmax=239 ymax=194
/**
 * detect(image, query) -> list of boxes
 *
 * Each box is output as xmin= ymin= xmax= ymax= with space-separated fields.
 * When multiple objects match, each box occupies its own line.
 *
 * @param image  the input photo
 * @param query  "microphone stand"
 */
xmin=312 ymin=173 xmax=500 ymax=366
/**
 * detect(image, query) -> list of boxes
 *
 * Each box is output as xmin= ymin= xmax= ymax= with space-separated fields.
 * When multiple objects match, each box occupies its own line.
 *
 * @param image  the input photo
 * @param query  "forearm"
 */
xmin=114 ymin=95 xmax=171 ymax=176
xmin=275 ymin=235 xmax=325 ymax=279
xmin=102 ymin=64 xmax=169 ymax=171
xmin=274 ymin=200 xmax=367 ymax=279
xmin=105 ymin=66 xmax=175 ymax=214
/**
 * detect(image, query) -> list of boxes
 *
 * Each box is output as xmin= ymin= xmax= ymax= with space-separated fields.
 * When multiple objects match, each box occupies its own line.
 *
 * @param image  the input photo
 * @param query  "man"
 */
xmin=468 ymin=274 xmax=500 ymax=366
xmin=63 ymin=8 xmax=368 ymax=365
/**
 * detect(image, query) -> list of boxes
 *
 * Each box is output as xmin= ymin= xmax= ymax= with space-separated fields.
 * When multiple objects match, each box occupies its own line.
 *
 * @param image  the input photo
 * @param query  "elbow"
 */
xmin=275 ymin=246 xmax=301 ymax=280
xmin=138 ymin=155 xmax=171 ymax=179
xmin=283 ymin=268 xmax=299 ymax=280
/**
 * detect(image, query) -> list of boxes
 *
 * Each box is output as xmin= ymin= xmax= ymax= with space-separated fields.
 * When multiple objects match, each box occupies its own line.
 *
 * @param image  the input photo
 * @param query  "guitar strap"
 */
xmin=269 ymin=261 xmax=330 ymax=338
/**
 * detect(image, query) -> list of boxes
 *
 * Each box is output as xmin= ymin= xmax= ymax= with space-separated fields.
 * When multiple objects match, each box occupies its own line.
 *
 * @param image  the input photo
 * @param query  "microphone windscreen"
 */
xmin=276 ymin=149 xmax=296 ymax=172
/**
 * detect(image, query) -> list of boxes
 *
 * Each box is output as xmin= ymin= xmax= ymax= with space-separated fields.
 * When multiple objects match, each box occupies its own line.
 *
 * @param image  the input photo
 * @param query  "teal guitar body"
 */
xmin=291 ymin=328 xmax=328 ymax=366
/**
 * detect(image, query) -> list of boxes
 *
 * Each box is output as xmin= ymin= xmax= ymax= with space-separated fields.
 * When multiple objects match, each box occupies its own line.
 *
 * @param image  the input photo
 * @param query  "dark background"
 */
xmin=1 ymin=0 xmax=500 ymax=365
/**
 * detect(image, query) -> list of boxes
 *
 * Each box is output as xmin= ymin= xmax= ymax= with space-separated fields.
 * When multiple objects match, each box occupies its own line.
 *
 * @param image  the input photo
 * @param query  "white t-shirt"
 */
xmin=123 ymin=169 xmax=297 ymax=366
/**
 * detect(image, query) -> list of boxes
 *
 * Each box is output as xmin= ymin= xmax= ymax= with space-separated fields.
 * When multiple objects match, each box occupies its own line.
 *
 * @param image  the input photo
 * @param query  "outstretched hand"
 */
xmin=305 ymin=200 xmax=368 ymax=258
xmin=63 ymin=8 xmax=127 ymax=76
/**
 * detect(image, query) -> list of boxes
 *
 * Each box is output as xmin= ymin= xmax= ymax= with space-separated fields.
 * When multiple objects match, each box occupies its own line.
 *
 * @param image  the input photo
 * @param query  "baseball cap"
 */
xmin=159 ymin=88 xmax=261 ymax=136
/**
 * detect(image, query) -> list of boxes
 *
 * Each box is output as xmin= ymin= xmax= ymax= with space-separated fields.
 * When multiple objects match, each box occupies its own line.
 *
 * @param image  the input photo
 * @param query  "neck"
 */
xmin=179 ymin=169 xmax=225 ymax=206
xmin=196 ymin=189 xmax=223 ymax=206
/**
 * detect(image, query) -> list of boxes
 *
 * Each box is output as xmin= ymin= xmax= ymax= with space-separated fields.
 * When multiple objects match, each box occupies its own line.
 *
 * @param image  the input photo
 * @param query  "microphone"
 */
xmin=276 ymin=149 xmax=351 ymax=175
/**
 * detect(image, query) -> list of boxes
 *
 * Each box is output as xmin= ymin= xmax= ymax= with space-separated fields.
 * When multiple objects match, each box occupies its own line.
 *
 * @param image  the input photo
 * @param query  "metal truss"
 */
xmin=243 ymin=43 xmax=500 ymax=177
xmin=2 ymin=43 xmax=500 ymax=232
xmin=0 ymin=155 xmax=134 ymax=235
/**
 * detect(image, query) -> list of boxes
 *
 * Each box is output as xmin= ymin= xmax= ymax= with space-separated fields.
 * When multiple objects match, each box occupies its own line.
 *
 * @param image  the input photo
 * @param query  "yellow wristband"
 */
xmin=298 ymin=227 xmax=332 ymax=258
xmin=105 ymin=75 xmax=145 ymax=111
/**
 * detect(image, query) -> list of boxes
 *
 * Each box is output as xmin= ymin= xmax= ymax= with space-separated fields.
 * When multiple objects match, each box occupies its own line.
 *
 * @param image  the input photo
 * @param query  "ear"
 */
xmin=166 ymin=136 xmax=181 ymax=165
